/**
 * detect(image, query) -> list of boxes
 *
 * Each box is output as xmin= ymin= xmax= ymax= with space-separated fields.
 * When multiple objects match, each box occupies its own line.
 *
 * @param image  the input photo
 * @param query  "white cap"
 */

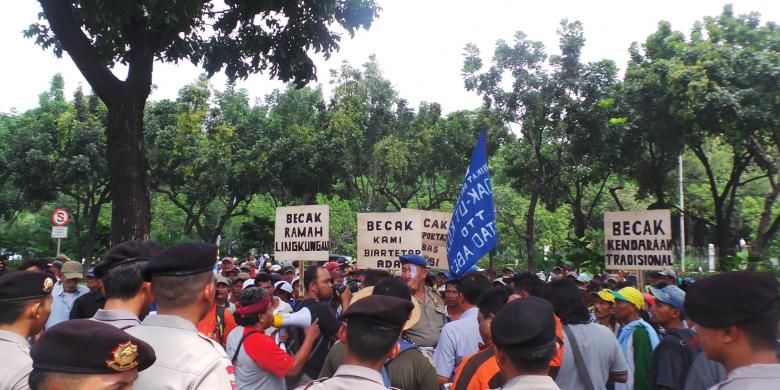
xmin=493 ymin=278 xmax=507 ymax=286
xmin=274 ymin=280 xmax=293 ymax=294
xmin=242 ymin=279 xmax=255 ymax=291
xmin=270 ymin=264 xmax=282 ymax=272
xmin=536 ymin=272 xmax=546 ymax=281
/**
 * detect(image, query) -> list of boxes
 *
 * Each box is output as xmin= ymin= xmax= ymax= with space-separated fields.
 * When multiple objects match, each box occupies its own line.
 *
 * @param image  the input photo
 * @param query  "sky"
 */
xmin=1 ymin=1 xmax=778 ymax=114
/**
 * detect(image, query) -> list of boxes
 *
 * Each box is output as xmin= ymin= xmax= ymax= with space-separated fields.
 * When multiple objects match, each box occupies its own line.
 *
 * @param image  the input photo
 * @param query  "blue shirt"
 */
xmin=45 ymin=283 xmax=89 ymax=329
xmin=433 ymin=306 xmax=482 ymax=379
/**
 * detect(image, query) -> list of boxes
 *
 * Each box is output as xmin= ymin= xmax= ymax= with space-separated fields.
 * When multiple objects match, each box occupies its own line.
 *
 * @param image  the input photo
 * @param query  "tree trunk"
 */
xmin=107 ymin=97 xmax=151 ymax=245
xmin=526 ymin=191 xmax=540 ymax=273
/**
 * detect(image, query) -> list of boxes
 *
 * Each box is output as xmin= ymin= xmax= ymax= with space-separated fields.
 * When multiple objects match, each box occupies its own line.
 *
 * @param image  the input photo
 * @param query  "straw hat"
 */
xmin=350 ymin=286 xmax=421 ymax=331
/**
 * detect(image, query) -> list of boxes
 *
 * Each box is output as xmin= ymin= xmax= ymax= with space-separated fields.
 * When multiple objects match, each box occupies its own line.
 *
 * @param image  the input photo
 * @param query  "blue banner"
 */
xmin=447 ymin=129 xmax=498 ymax=277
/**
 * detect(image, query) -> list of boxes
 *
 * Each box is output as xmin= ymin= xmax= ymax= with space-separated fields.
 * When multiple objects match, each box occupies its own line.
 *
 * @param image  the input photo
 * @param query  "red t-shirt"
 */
xmin=241 ymin=327 xmax=294 ymax=377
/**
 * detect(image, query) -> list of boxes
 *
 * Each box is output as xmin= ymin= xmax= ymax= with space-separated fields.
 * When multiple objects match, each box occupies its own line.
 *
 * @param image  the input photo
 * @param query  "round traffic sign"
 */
xmin=51 ymin=208 xmax=70 ymax=226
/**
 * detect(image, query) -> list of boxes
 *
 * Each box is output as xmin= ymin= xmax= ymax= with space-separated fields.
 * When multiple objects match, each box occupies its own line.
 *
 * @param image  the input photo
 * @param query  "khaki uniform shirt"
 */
xmin=91 ymin=308 xmax=142 ymax=329
xmin=404 ymin=286 xmax=446 ymax=348
xmin=497 ymin=375 xmax=561 ymax=390
xmin=125 ymin=314 xmax=235 ymax=389
xmin=297 ymin=364 xmax=394 ymax=390
xmin=709 ymin=363 xmax=780 ymax=390
xmin=0 ymin=330 xmax=32 ymax=390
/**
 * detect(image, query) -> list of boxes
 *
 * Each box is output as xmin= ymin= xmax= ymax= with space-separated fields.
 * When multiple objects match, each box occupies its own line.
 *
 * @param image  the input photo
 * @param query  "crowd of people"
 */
xmin=0 ymin=241 xmax=779 ymax=390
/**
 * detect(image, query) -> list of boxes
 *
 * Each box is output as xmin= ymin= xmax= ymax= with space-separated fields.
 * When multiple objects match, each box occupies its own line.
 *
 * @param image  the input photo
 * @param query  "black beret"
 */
xmin=95 ymin=240 xmax=166 ymax=278
xmin=341 ymin=295 xmax=413 ymax=330
xmin=31 ymin=319 xmax=155 ymax=374
xmin=141 ymin=242 xmax=217 ymax=281
xmin=0 ymin=271 xmax=55 ymax=302
xmin=491 ymin=296 xmax=556 ymax=350
xmin=685 ymin=271 xmax=780 ymax=328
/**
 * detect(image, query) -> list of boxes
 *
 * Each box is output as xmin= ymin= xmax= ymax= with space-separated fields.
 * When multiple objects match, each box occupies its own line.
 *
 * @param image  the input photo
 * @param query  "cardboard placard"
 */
xmin=274 ymin=205 xmax=330 ymax=261
xmin=604 ymin=209 xmax=673 ymax=271
xmin=357 ymin=212 xmax=422 ymax=273
xmin=401 ymin=208 xmax=450 ymax=270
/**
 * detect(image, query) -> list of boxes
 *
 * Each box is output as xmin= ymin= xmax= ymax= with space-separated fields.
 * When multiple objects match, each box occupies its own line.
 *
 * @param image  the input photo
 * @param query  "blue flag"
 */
xmin=447 ymin=129 xmax=498 ymax=277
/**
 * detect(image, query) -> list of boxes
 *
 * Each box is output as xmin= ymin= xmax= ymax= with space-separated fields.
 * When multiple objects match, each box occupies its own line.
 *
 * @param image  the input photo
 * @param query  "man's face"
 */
xmin=400 ymin=264 xmax=425 ymax=293
xmin=221 ymin=262 xmax=232 ymax=271
xmin=283 ymin=271 xmax=295 ymax=284
xmin=650 ymin=301 xmax=678 ymax=327
xmin=276 ymin=290 xmax=291 ymax=303
xmin=215 ymin=283 xmax=229 ymax=301
xmin=614 ymin=300 xmax=635 ymax=322
xmin=444 ymin=284 xmax=461 ymax=307
xmin=477 ymin=311 xmax=493 ymax=344
xmin=72 ymin=369 xmax=139 ymax=390
xmin=593 ymin=297 xmax=614 ymax=320
xmin=86 ymin=277 xmax=101 ymax=292
xmin=63 ymin=278 xmax=80 ymax=293
xmin=230 ymin=282 xmax=243 ymax=296
xmin=314 ymin=268 xmax=333 ymax=300
xmin=694 ymin=324 xmax=725 ymax=362
xmin=258 ymin=281 xmax=274 ymax=298
xmin=329 ymin=267 xmax=343 ymax=284
xmin=437 ymin=274 xmax=448 ymax=287
xmin=503 ymin=270 xmax=513 ymax=277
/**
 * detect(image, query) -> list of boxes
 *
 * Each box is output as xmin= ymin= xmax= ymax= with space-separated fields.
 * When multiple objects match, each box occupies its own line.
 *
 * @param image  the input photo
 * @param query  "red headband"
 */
xmin=235 ymin=295 xmax=271 ymax=316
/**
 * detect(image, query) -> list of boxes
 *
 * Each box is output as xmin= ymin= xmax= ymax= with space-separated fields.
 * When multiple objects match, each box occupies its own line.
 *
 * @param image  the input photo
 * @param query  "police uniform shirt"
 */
xmin=404 ymin=286 xmax=446 ymax=348
xmin=91 ymin=308 xmax=142 ymax=329
xmin=125 ymin=314 xmax=235 ymax=389
xmin=0 ymin=330 xmax=31 ymax=390
xmin=298 ymin=364 xmax=396 ymax=390
xmin=709 ymin=363 xmax=780 ymax=390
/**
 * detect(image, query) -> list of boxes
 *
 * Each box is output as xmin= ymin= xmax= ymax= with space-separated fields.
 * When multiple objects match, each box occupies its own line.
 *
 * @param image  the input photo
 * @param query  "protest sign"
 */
xmin=402 ymin=208 xmax=450 ymax=270
xmin=357 ymin=212 xmax=422 ymax=272
xmin=274 ymin=205 xmax=330 ymax=261
xmin=604 ymin=209 xmax=673 ymax=271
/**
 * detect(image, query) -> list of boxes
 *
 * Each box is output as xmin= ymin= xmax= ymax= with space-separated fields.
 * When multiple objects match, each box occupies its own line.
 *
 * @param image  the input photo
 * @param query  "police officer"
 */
xmin=298 ymin=294 xmax=413 ymax=390
xmin=28 ymin=319 xmax=155 ymax=389
xmin=92 ymin=240 xmax=166 ymax=329
xmin=491 ymin=297 xmax=561 ymax=390
xmin=684 ymin=271 xmax=780 ymax=389
xmin=399 ymin=254 xmax=446 ymax=348
xmin=0 ymin=271 xmax=54 ymax=389
xmin=125 ymin=242 xmax=236 ymax=389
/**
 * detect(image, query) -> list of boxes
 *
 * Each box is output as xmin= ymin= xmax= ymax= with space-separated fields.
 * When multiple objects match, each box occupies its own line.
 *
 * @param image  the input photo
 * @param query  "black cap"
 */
xmin=95 ymin=240 xmax=166 ymax=278
xmin=141 ymin=242 xmax=217 ymax=281
xmin=491 ymin=296 xmax=556 ymax=351
xmin=281 ymin=265 xmax=295 ymax=274
xmin=341 ymin=295 xmax=413 ymax=330
xmin=0 ymin=271 xmax=55 ymax=302
xmin=31 ymin=319 xmax=156 ymax=374
xmin=685 ymin=271 xmax=780 ymax=328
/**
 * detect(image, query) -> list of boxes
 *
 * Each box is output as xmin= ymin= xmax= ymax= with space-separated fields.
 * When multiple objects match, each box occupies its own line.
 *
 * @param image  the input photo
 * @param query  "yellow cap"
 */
xmin=594 ymin=289 xmax=616 ymax=303
xmin=611 ymin=287 xmax=645 ymax=310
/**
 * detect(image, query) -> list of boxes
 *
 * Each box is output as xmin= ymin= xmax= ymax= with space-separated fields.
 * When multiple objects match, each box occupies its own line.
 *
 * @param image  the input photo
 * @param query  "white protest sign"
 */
xmin=274 ymin=205 xmax=330 ymax=261
xmin=604 ymin=209 xmax=673 ymax=271
xmin=357 ymin=212 xmax=422 ymax=273
xmin=401 ymin=208 xmax=450 ymax=270
xmin=51 ymin=226 xmax=68 ymax=239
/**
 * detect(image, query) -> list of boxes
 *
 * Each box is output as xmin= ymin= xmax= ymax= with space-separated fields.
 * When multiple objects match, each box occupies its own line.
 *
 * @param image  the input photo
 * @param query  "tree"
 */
xmin=27 ymin=0 xmax=379 ymax=244
xmin=463 ymin=20 xmax=620 ymax=271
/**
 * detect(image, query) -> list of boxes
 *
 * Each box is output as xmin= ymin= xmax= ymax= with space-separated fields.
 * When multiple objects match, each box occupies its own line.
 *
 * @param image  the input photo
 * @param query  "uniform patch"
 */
xmin=106 ymin=341 xmax=139 ymax=371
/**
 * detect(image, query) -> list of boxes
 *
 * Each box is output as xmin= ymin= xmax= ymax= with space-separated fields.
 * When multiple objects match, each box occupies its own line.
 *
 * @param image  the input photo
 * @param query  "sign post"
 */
xmin=50 ymin=208 xmax=70 ymax=257
xmin=274 ymin=205 xmax=330 ymax=262
xmin=604 ymin=209 xmax=673 ymax=272
xmin=357 ymin=212 xmax=422 ymax=274
xmin=401 ymin=208 xmax=451 ymax=270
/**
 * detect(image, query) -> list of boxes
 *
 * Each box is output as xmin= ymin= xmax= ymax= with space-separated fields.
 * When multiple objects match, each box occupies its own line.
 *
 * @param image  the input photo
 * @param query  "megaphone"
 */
xmin=273 ymin=307 xmax=312 ymax=328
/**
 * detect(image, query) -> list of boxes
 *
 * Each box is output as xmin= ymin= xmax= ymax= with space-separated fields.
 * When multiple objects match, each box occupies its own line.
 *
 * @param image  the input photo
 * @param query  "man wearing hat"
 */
xmin=649 ymin=284 xmax=700 ymax=390
xmin=299 ymin=294 xmax=414 ymax=389
xmin=319 ymin=277 xmax=436 ymax=390
xmin=44 ymin=260 xmax=89 ymax=329
xmin=434 ymin=271 xmax=492 ymax=385
xmin=684 ymin=271 xmax=780 ymax=389
xmin=400 ymin=254 xmax=446 ymax=348
xmin=91 ymin=240 xmax=165 ymax=329
xmin=609 ymin=287 xmax=660 ymax=390
xmin=125 ymin=242 xmax=235 ymax=389
xmin=197 ymin=274 xmax=238 ymax=348
xmin=490 ymin=297 xmax=561 ymax=389
xmin=650 ymin=270 xmax=677 ymax=288
xmin=68 ymin=267 xmax=105 ymax=320
xmin=0 ymin=271 xmax=54 ymax=389
xmin=28 ymin=319 xmax=155 ymax=389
